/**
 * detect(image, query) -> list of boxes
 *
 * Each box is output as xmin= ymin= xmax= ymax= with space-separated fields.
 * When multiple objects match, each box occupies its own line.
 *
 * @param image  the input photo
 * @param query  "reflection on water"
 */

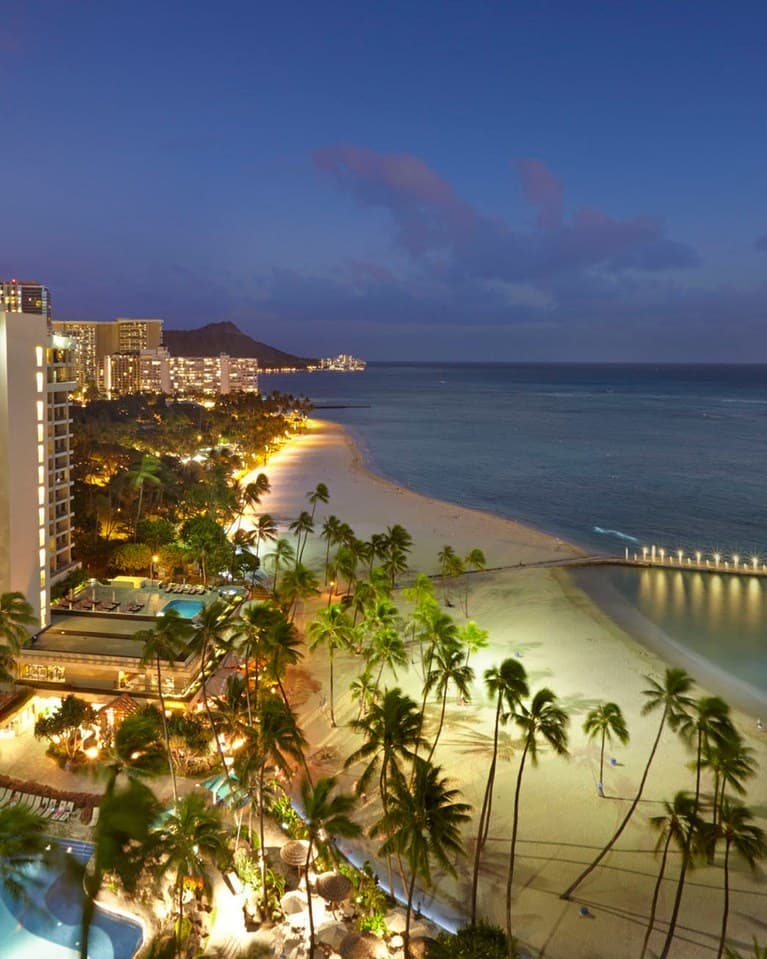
xmin=592 ymin=567 xmax=767 ymax=698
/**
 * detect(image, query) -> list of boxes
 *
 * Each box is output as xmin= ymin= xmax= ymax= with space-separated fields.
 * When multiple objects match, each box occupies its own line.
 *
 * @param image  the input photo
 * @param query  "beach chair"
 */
xmin=16 ymin=793 xmax=33 ymax=809
xmin=42 ymin=798 xmax=58 ymax=818
xmin=28 ymin=795 xmax=43 ymax=813
xmin=52 ymin=801 xmax=67 ymax=820
xmin=0 ymin=788 xmax=8 ymax=805
xmin=89 ymin=806 xmax=100 ymax=827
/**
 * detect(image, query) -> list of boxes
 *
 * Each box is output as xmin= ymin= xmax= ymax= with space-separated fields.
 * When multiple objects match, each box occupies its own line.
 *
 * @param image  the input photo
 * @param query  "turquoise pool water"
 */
xmin=0 ymin=839 xmax=142 ymax=958
xmin=161 ymin=599 xmax=204 ymax=618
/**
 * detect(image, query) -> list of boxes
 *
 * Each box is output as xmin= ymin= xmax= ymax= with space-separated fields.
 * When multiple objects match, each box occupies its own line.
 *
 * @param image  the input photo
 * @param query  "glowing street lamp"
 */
xmin=714 ymin=553 xmax=721 ymax=568
xmin=696 ymin=551 xmax=702 ymax=565
xmin=677 ymin=550 xmax=683 ymax=564
xmin=150 ymin=553 xmax=159 ymax=585
xmin=753 ymin=557 xmax=759 ymax=570
xmin=733 ymin=554 xmax=739 ymax=568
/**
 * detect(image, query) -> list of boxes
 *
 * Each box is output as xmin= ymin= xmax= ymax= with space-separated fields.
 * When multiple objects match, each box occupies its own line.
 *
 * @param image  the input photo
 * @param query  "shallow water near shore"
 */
xmin=264 ymin=362 xmax=767 ymax=707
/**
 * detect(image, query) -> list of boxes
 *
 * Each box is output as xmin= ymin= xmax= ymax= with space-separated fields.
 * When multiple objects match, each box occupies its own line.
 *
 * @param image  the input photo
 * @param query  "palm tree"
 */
xmin=459 ymin=620 xmax=489 ymax=669
xmin=82 ymin=712 xmax=168 ymax=959
xmin=0 ymin=804 xmax=48 ymax=903
xmin=368 ymin=623 xmax=408 ymax=695
xmin=288 ymin=510 xmax=314 ymax=565
xmin=189 ymin=599 xmax=236 ymax=776
xmin=462 ymin=548 xmax=486 ymax=615
xmin=277 ymin=562 xmax=319 ymax=621
xmin=659 ymin=696 xmax=738 ymax=959
xmin=701 ymin=732 xmax=758 ymax=829
xmin=726 ymin=942 xmax=767 ymax=959
xmin=306 ymin=482 xmax=330 ymax=523
xmin=262 ymin=614 xmax=303 ymax=710
xmin=424 ymin=640 xmax=474 ymax=764
xmin=137 ymin=609 xmax=194 ymax=803
xmin=561 ymin=667 xmax=694 ymax=901
xmin=382 ymin=524 xmax=413 ymax=587
xmin=506 ymin=688 xmax=569 ymax=938
xmin=299 ymin=775 xmax=361 ymax=952
xmin=705 ymin=799 xmax=767 ymax=959
xmin=321 ymin=514 xmax=344 ymax=583
xmin=264 ymin=537 xmax=295 ymax=595
xmin=307 ymin=603 xmax=355 ymax=726
xmin=126 ymin=453 xmax=163 ymax=539
xmin=373 ymin=757 xmax=470 ymax=957
xmin=641 ymin=791 xmax=698 ymax=959
xmin=231 ymin=601 xmax=282 ymax=720
xmin=154 ymin=792 xmax=228 ymax=954
xmin=437 ymin=544 xmax=464 ymax=604
xmin=349 ymin=666 xmax=377 ymax=720
xmin=235 ymin=694 xmax=307 ymax=901
xmin=0 ymin=591 xmax=36 ymax=684
xmin=582 ymin=701 xmax=630 ymax=796
xmin=252 ymin=512 xmax=278 ymax=561
xmin=345 ymin=688 xmax=425 ymax=890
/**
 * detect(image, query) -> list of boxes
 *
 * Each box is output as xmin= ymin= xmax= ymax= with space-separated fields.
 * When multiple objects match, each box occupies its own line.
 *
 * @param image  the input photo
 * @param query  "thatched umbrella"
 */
xmin=279 ymin=838 xmax=311 ymax=870
xmin=315 ymin=871 xmax=353 ymax=908
xmin=339 ymin=932 xmax=388 ymax=959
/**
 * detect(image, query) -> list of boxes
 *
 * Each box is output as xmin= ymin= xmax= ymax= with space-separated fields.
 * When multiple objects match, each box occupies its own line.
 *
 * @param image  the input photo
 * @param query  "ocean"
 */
xmin=263 ymin=363 xmax=767 ymax=708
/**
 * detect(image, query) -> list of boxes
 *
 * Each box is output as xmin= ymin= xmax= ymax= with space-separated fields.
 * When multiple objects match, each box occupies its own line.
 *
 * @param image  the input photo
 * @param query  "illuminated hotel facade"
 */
xmin=0 ymin=280 xmax=77 ymax=629
xmin=52 ymin=317 xmax=163 ymax=390
xmin=102 ymin=348 xmax=259 ymax=397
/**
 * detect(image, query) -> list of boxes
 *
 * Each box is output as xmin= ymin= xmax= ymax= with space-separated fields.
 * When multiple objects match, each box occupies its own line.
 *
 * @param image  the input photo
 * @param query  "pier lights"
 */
xmin=642 ymin=546 xmax=648 ymax=561
xmin=753 ymin=557 xmax=759 ymax=570
xmin=696 ymin=551 xmax=702 ymax=565
xmin=660 ymin=548 xmax=665 ymax=561
xmin=714 ymin=553 xmax=721 ymax=568
xmin=677 ymin=549 xmax=683 ymax=564
xmin=733 ymin=554 xmax=739 ymax=568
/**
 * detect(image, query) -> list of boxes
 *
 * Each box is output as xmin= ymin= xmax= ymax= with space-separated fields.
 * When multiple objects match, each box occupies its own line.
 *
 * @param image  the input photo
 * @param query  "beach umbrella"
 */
xmin=280 ymin=889 xmax=308 ymax=915
xmin=315 ymin=871 xmax=352 ymax=906
xmin=279 ymin=838 xmax=311 ymax=869
xmin=339 ymin=932 xmax=388 ymax=959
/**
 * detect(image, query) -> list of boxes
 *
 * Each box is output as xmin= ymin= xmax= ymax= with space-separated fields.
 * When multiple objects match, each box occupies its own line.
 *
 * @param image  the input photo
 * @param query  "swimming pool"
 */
xmin=0 ymin=839 xmax=143 ymax=958
xmin=160 ymin=599 xmax=204 ymax=619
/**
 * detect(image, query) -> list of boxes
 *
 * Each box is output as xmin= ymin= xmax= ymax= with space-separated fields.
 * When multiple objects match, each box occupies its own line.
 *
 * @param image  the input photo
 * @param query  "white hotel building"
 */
xmin=0 ymin=280 xmax=76 ymax=629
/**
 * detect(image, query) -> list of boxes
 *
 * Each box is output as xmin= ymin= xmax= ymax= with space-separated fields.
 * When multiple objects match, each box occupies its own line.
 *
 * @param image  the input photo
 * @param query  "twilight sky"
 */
xmin=2 ymin=1 xmax=766 ymax=361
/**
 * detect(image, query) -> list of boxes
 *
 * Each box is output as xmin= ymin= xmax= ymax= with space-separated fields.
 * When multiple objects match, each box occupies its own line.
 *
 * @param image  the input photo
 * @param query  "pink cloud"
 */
xmin=514 ymin=158 xmax=564 ymax=229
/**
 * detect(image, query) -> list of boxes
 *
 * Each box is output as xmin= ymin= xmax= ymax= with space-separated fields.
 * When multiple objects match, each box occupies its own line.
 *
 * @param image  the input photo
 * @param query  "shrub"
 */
xmin=428 ymin=922 xmax=517 ymax=959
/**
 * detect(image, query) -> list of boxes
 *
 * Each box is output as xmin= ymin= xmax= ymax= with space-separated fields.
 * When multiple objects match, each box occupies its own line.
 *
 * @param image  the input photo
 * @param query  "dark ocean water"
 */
xmin=263 ymin=363 xmax=767 ymax=705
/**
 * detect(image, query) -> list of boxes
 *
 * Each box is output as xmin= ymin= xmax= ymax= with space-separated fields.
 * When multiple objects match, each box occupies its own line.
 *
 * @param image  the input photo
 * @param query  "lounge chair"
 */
xmin=28 ymin=795 xmax=43 ymax=813
xmin=52 ymin=801 xmax=67 ymax=820
xmin=58 ymin=801 xmax=74 ymax=823
xmin=42 ymin=798 xmax=59 ymax=819
xmin=0 ymin=788 xmax=8 ymax=805
xmin=89 ymin=806 xmax=100 ymax=827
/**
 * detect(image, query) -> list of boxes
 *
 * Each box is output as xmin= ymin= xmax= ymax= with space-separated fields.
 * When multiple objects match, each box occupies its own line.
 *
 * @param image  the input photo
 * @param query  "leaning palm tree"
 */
xmin=373 ymin=757 xmax=470 ymax=958
xmin=701 ymin=732 xmax=758 ymax=829
xmin=251 ymin=512 xmax=278 ymax=561
xmin=299 ymin=775 xmax=360 ymax=953
xmin=307 ymin=603 xmax=355 ymax=726
xmin=470 ymin=661 xmax=529 ymax=923
xmin=277 ymin=562 xmax=319 ymax=621
xmin=0 ymin=591 xmax=36 ymax=684
xmin=306 ymin=482 xmax=330 ymax=523
xmin=459 ymin=620 xmax=489 ymax=669
xmin=561 ymin=666 xmax=694 ymax=900
xmin=0 ymin=804 xmax=48 ymax=903
xmin=582 ymin=701 xmax=630 ymax=796
xmin=424 ymin=640 xmax=474 ymax=764
xmin=288 ymin=510 xmax=314 ymax=566
xmin=506 ymin=688 xmax=569 ymax=938
xmin=137 ymin=609 xmax=194 ymax=803
xmin=153 ymin=792 xmax=228 ymax=955
xmin=706 ymin=799 xmax=767 ymax=959
xmin=641 ymin=791 xmax=698 ymax=959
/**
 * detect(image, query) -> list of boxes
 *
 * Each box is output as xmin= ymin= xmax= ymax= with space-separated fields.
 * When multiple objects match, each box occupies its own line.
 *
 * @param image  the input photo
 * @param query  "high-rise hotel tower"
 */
xmin=0 ymin=280 xmax=76 ymax=629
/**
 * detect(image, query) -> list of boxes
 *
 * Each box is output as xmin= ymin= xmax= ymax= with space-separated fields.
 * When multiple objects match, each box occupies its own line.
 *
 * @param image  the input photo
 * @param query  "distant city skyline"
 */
xmin=2 ymin=0 xmax=766 ymax=361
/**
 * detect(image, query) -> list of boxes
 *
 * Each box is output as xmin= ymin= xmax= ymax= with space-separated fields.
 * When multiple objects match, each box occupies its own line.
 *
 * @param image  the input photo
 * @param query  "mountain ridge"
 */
xmin=164 ymin=321 xmax=315 ymax=368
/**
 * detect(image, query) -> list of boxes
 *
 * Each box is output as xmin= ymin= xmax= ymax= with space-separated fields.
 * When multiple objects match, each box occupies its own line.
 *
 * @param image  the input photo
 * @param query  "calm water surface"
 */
xmin=265 ymin=363 xmax=767 ymax=705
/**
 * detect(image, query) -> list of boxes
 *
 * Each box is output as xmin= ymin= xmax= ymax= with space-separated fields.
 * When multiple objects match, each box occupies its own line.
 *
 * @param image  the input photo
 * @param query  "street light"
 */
xmin=151 ymin=553 xmax=159 ymax=585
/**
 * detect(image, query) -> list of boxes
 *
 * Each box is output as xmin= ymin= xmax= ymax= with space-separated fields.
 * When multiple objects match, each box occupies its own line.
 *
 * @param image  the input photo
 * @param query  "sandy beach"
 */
xmin=245 ymin=418 xmax=767 ymax=959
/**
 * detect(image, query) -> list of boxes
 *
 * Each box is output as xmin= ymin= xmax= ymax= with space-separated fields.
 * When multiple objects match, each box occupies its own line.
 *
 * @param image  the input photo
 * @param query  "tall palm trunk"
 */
xmin=561 ymin=705 xmax=669 ymax=900
xmin=258 ymin=764 xmax=268 ymax=911
xmin=640 ymin=833 xmax=672 ymax=958
xmin=199 ymin=642 xmax=230 ymax=778
xmin=659 ymin=732 xmax=703 ymax=959
xmin=599 ymin=728 xmax=606 ymax=793
xmin=426 ymin=686 xmax=449 ymax=765
xmin=156 ymin=653 xmax=178 ymax=804
xmin=481 ymin=695 xmax=504 ymax=845
xmin=506 ymin=741 xmax=530 ymax=940
xmin=716 ymin=840 xmax=732 ymax=959
xmin=658 ymin=825 xmax=693 ymax=959
xmin=329 ymin=645 xmax=336 ymax=726
xmin=471 ymin=694 xmax=503 ymax=923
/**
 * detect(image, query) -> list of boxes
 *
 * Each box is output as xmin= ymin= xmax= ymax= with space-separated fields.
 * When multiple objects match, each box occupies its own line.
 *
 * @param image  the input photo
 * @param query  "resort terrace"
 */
xmin=15 ymin=578 xmax=244 ymax=701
